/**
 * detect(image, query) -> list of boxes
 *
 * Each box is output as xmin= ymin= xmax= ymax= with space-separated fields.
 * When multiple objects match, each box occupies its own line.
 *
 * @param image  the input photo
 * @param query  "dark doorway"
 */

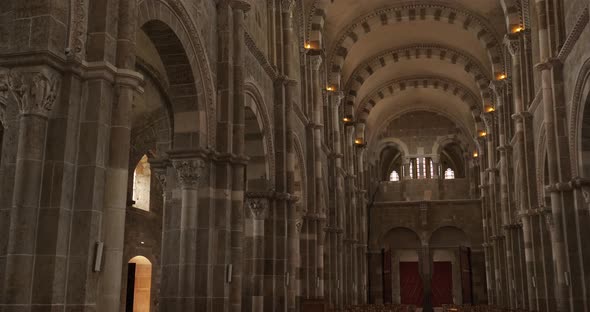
xmin=126 ymin=263 xmax=137 ymax=312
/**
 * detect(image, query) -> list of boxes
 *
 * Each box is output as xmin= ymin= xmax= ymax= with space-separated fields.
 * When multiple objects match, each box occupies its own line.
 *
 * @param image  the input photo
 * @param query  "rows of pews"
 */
xmin=330 ymin=305 xmax=417 ymax=312
xmin=326 ymin=305 xmax=537 ymax=312
xmin=441 ymin=305 xmax=537 ymax=312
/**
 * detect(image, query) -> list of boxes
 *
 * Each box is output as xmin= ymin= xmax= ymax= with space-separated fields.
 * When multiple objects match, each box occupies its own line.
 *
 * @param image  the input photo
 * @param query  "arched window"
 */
xmin=132 ymin=155 xmax=151 ymax=211
xmin=409 ymin=162 xmax=414 ymax=179
xmin=389 ymin=170 xmax=400 ymax=182
xmin=444 ymin=168 xmax=455 ymax=180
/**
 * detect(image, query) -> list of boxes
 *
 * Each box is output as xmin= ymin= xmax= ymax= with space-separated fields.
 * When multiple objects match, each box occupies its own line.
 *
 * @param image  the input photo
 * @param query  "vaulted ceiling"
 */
xmin=305 ymin=0 xmax=518 ymax=147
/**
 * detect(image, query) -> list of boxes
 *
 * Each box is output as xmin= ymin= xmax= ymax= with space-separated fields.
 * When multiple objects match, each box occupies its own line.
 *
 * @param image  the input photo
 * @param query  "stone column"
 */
xmin=98 ymin=69 xmax=143 ymax=312
xmin=328 ymin=91 xmax=344 ymax=308
xmin=1 ymin=69 xmax=60 ymax=309
xmin=230 ymin=2 xmax=250 ymax=312
xmin=246 ymin=195 xmax=269 ymax=311
xmin=159 ymin=156 xmax=205 ymax=311
xmin=506 ymin=32 xmax=536 ymax=310
xmin=535 ymin=58 xmax=570 ymax=312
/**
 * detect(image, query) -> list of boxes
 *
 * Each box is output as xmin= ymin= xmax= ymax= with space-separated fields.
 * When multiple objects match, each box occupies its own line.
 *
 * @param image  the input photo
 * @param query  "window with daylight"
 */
xmin=419 ymin=158 xmax=425 ymax=178
xmin=409 ymin=162 xmax=414 ymax=179
xmin=444 ymin=168 xmax=455 ymax=180
xmin=132 ymin=154 xmax=151 ymax=211
xmin=389 ymin=170 xmax=400 ymax=182
xmin=429 ymin=159 xmax=434 ymax=178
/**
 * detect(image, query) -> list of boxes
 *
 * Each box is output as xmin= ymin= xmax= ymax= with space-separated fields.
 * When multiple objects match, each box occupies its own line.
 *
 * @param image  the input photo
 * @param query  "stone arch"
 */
xmin=432 ymin=135 xmax=471 ymax=160
xmin=244 ymin=81 xmax=276 ymax=187
xmin=344 ymin=44 xmax=493 ymax=107
xmin=372 ymin=138 xmax=409 ymax=163
xmin=379 ymin=227 xmax=422 ymax=249
xmin=369 ymin=105 xmax=475 ymax=146
xmin=355 ymin=76 xmax=486 ymax=127
xmin=428 ymin=226 xmax=471 ymax=248
xmin=569 ymin=57 xmax=590 ymax=178
xmin=327 ymin=3 xmax=505 ymax=86
xmin=500 ymin=0 xmax=523 ymax=33
xmin=137 ymin=0 xmax=215 ymax=147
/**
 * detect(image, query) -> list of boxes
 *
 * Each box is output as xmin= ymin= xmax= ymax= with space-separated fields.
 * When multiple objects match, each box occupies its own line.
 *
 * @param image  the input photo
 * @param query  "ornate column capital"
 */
xmin=281 ymin=0 xmax=295 ymax=12
xmin=310 ymin=55 xmax=323 ymax=71
xmin=246 ymin=197 xmax=268 ymax=220
xmin=3 ymin=69 xmax=61 ymax=117
xmin=503 ymin=33 xmax=521 ymax=57
xmin=149 ymin=158 xmax=170 ymax=190
xmin=172 ymin=158 xmax=206 ymax=189
xmin=535 ymin=57 xmax=562 ymax=72
xmin=230 ymin=0 xmax=251 ymax=12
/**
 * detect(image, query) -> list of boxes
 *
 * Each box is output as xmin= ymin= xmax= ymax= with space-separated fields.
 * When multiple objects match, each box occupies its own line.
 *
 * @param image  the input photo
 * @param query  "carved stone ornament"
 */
xmin=153 ymin=169 xmax=168 ymax=189
xmin=310 ymin=55 xmax=323 ymax=71
xmin=173 ymin=159 xmax=205 ymax=189
xmin=281 ymin=0 xmax=295 ymax=12
xmin=246 ymin=197 xmax=268 ymax=220
xmin=4 ymin=70 xmax=61 ymax=117
xmin=503 ymin=33 xmax=521 ymax=57
xmin=69 ymin=0 xmax=88 ymax=57
xmin=295 ymin=218 xmax=303 ymax=233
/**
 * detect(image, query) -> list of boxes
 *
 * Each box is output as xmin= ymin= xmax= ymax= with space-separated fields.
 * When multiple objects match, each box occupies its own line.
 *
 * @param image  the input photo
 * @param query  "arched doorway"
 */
xmin=429 ymin=226 xmax=471 ymax=306
xmin=126 ymin=256 xmax=153 ymax=312
xmin=381 ymin=227 xmax=423 ymax=306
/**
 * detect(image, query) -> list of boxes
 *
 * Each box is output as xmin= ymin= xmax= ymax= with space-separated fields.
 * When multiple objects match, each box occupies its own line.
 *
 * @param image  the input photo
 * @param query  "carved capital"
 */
xmin=310 ymin=55 xmax=323 ymax=71
xmin=281 ymin=0 xmax=295 ymax=12
xmin=535 ymin=58 xmax=562 ymax=72
xmin=172 ymin=158 xmax=205 ymax=189
xmin=246 ymin=197 xmax=268 ymax=220
xmin=4 ymin=70 xmax=61 ymax=117
xmin=295 ymin=218 xmax=303 ymax=233
xmin=230 ymin=0 xmax=251 ymax=12
xmin=503 ymin=33 xmax=521 ymax=57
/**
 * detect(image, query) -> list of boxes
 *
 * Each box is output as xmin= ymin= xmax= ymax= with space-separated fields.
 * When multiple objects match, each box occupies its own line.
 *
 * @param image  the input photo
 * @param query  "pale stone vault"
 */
xmin=0 ymin=0 xmax=590 ymax=311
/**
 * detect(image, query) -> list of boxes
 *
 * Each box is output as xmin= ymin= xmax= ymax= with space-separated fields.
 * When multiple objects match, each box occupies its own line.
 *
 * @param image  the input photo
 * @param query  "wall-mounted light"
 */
xmin=496 ymin=73 xmax=507 ymax=81
xmin=354 ymin=138 xmax=363 ymax=145
xmin=304 ymin=43 xmax=312 ymax=50
xmin=342 ymin=116 xmax=352 ymax=123
xmin=326 ymin=86 xmax=336 ymax=92
xmin=478 ymin=130 xmax=487 ymax=138
xmin=511 ymin=25 xmax=524 ymax=33
xmin=484 ymin=105 xmax=496 ymax=113
xmin=473 ymin=151 xmax=479 ymax=158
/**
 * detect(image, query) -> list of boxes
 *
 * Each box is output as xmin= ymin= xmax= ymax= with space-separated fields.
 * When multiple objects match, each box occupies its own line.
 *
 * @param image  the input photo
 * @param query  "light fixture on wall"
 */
xmin=484 ymin=104 xmax=496 ymax=113
xmin=304 ymin=42 xmax=312 ymax=50
xmin=511 ymin=25 xmax=524 ymax=33
xmin=473 ymin=151 xmax=479 ymax=158
xmin=326 ymin=85 xmax=337 ymax=92
xmin=478 ymin=130 xmax=487 ymax=138
xmin=496 ymin=73 xmax=507 ymax=81
xmin=342 ymin=116 xmax=353 ymax=123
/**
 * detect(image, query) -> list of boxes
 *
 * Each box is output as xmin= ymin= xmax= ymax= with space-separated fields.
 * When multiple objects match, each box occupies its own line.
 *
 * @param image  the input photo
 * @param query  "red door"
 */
xmin=432 ymin=262 xmax=453 ymax=306
xmin=400 ymin=262 xmax=423 ymax=306
xmin=382 ymin=249 xmax=393 ymax=304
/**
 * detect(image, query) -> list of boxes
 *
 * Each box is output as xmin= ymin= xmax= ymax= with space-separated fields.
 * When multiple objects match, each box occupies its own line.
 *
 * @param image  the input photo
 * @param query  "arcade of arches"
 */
xmin=1 ymin=0 xmax=590 ymax=312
